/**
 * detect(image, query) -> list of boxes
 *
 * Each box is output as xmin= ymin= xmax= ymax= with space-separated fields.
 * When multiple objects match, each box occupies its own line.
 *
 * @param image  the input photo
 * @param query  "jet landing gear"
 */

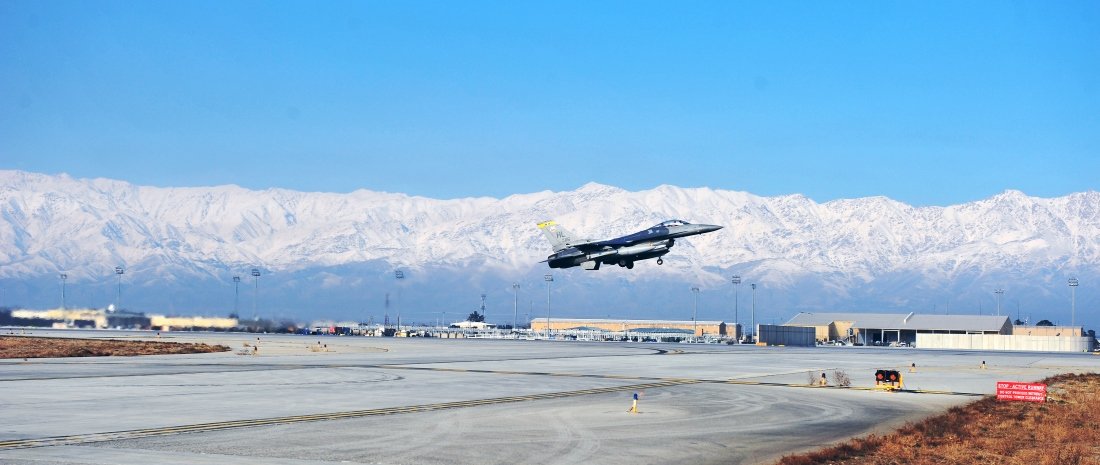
xmin=618 ymin=259 xmax=634 ymax=269
xmin=656 ymin=258 xmax=664 ymax=265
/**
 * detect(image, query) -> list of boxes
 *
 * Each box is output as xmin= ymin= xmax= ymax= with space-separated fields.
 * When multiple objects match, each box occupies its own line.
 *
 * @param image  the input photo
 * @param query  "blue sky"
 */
xmin=1 ymin=1 xmax=1097 ymax=205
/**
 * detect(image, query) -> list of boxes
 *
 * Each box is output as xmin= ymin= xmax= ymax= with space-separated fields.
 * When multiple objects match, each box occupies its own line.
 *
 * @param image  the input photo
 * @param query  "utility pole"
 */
xmin=233 ymin=276 xmax=240 ymax=317
xmin=750 ymin=283 xmax=757 ymax=343
xmin=512 ymin=282 xmax=520 ymax=331
xmin=732 ymin=275 xmax=741 ymax=341
xmin=994 ymin=289 xmax=1004 ymax=317
xmin=1069 ymin=277 xmax=1079 ymax=327
xmin=544 ymin=274 xmax=553 ymax=339
xmin=691 ymin=286 xmax=700 ymax=340
xmin=114 ymin=266 xmax=124 ymax=311
xmin=394 ymin=270 xmax=404 ymax=330
xmin=60 ymin=273 xmax=68 ymax=310
xmin=251 ymin=268 xmax=261 ymax=321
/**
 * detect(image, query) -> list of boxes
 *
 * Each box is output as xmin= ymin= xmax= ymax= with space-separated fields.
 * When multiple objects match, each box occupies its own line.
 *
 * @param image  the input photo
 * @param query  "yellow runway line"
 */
xmin=0 ymin=379 xmax=697 ymax=451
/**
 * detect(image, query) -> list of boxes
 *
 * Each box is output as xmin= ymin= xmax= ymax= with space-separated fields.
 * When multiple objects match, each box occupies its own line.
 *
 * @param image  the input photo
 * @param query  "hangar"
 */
xmin=783 ymin=312 xmax=1012 ymax=346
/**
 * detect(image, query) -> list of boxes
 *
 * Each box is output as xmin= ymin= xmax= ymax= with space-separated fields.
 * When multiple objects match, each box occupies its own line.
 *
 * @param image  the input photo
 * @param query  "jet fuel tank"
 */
xmin=609 ymin=241 xmax=671 ymax=258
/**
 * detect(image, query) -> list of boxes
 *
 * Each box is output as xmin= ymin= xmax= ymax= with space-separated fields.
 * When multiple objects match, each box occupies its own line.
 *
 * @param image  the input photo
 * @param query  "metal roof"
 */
xmin=784 ymin=312 xmax=1011 ymax=332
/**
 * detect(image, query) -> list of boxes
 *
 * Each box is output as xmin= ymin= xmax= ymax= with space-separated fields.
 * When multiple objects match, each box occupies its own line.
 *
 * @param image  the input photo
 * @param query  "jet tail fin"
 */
xmin=537 ymin=220 xmax=578 ymax=252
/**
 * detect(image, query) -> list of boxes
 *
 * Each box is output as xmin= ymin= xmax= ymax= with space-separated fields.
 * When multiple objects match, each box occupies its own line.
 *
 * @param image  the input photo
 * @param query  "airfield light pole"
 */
xmin=251 ymin=268 xmax=261 ymax=321
xmin=994 ymin=289 xmax=1004 ymax=317
xmin=394 ymin=270 xmax=405 ymax=330
xmin=114 ymin=266 xmax=124 ymax=311
xmin=512 ymin=282 xmax=520 ymax=331
xmin=233 ymin=276 xmax=241 ymax=317
xmin=60 ymin=273 xmax=68 ymax=310
xmin=732 ymin=276 xmax=741 ymax=341
xmin=1069 ymin=277 xmax=1079 ymax=327
xmin=750 ymin=283 xmax=757 ymax=342
xmin=691 ymin=286 xmax=700 ymax=340
xmin=544 ymin=274 xmax=553 ymax=339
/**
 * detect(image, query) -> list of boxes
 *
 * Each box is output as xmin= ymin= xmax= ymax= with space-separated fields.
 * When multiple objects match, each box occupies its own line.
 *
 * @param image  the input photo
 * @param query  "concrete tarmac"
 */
xmin=2 ymin=329 xmax=1098 ymax=464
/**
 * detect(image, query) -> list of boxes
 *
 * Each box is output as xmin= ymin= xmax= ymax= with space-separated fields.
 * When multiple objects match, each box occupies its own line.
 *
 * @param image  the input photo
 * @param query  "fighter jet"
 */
xmin=537 ymin=219 xmax=722 ymax=270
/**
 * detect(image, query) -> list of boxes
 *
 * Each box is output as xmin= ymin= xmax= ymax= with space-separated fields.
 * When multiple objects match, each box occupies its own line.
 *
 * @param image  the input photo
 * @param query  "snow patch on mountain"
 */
xmin=1 ymin=170 xmax=1097 ymax=326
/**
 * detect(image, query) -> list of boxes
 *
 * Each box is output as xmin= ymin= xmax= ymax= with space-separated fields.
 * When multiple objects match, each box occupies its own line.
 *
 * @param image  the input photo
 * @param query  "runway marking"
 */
xmin=1 ymin=360 xmax=991 ymax=396
xmin=0 ymin=379 xmax=698 ymax=451
xmin=377 ymin=365 xmax=987 ymax=396
xmin=718 ymin=379 xmax=985 ymax=396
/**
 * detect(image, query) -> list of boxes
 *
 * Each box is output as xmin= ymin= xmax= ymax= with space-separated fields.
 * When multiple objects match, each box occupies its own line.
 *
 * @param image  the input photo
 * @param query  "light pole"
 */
xmin=1069 ymin=277 xmax=1079 ymax=327
xmin=251 ymin=268 xmax=260 ymax=321
xmin=732 ymin=275 xmax=741 ymax=341
xmin=114 ymin=266 xmax=124 ymax=311
xmin=544 ymin=274 xmax=553 ymax=339
xmin=750 ymin=283 xmax=757 ymax=342
xmin=233 ymin=276 xmax=241 ymax=317
xmin=394 ymin=270 xmax=404 ymax=330
xmin=480 ymin=293 xmax=487 ymax=324
xmin=691 ymin=286 xmax=700 ymax=340
xmin=994 ymin=289 xmax=1004 ymax=317
xmin=512 ymin=282 xmax=520 ymax=331
xmin=60 ymin=273 xmax=68 ymax=310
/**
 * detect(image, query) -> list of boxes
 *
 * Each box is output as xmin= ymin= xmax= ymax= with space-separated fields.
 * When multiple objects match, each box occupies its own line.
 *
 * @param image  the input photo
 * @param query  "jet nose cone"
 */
xmin=699 ymin=224 xmax=723 ymax=233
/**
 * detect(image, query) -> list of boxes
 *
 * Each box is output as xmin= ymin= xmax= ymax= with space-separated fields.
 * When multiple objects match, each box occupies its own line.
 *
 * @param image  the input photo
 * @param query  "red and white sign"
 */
xmin=996 ymin=381 xmax=1047 ymax=403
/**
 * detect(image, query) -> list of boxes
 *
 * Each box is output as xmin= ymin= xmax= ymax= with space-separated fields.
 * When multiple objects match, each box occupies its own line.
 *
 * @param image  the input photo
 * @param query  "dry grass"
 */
xmin=0 ymin=336 xmax=230 ymax=358
xmin=776 ymin=372 xmax=1100 ymax=465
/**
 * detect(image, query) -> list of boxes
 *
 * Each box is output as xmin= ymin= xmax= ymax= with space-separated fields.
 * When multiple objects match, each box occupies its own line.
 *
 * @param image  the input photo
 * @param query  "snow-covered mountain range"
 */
xmin=1 ymin=170 xmax=1096 ymax=328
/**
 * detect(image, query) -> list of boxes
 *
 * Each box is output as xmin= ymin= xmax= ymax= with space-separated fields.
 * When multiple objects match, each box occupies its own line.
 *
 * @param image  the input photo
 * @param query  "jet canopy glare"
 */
xmin=654 ymin=219 xmax=690 ymax=227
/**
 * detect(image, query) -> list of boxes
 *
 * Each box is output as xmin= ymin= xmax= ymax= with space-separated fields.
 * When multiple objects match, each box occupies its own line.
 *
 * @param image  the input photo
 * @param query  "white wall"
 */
xmin=917 ymin=333 xmax=1094 ymax=352
xmin=758 ymin=324 xmax=815 ymax=347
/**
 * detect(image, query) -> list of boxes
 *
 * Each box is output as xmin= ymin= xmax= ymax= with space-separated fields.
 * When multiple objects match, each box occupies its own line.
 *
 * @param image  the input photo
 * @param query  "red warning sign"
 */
xmin=996 ymin=381 xmax=1047 ymax=403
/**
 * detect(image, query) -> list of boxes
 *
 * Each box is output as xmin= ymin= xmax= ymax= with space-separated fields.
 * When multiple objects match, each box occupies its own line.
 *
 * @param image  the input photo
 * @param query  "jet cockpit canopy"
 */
xmin=655 ymin=219 xmax=690 ymax=228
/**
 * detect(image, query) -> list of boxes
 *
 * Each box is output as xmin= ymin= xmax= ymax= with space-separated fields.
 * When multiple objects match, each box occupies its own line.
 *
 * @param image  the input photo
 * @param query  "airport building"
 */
xmin=530 ymin=318 xmax=727 ymax=337
xmin=783 ymin=312 xmax=1012 ymax=346
xmin=150 ymin=315 xmax=240 ymax=331
xmin=12 ymin=308 xmax=151 ymax=329
xmin=11 ymin=308 xmax=239 ymax=331
xmin=1012 ymin=325 xmax=1084 ymax=337
xmin=450 ymin=321 xmax=496 ymax=330
xmin=784 ymin=312 xmax=1094 ymax=352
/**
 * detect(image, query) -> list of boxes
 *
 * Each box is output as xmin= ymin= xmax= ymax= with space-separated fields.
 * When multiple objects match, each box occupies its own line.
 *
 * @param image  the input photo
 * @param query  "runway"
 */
xmin=1 ymin=329 xmax=1097 ymax=464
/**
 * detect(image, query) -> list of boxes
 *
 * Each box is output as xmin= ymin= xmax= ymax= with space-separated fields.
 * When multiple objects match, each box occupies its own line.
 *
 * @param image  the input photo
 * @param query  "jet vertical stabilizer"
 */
xmin=537 ymin=220 xmax=580 ymax=252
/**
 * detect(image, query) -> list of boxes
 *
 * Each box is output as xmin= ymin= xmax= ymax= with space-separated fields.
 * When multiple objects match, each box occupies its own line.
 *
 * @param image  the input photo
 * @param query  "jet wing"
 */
xmin=573 ymin=237 xmax=641 ymax=251
xmin=570 ymin=241 xmax=613 ymax=253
